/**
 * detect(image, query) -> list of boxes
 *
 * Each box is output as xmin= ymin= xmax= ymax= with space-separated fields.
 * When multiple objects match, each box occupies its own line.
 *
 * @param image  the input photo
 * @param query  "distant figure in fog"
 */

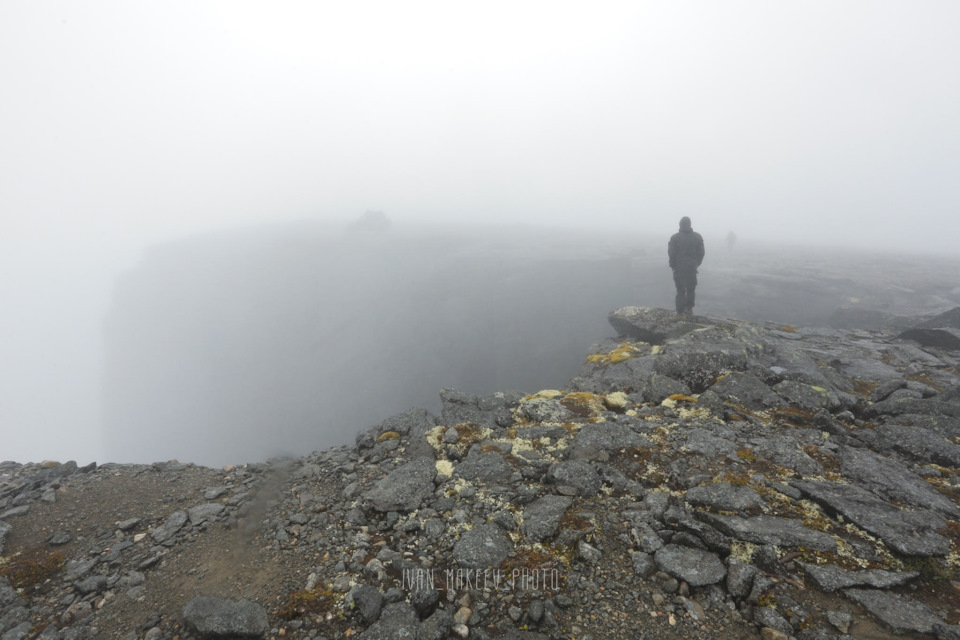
xmin=668 ymin=216 xmax=705 ymax=316
xmin=726 ymin=230 xmax=737 ymax=252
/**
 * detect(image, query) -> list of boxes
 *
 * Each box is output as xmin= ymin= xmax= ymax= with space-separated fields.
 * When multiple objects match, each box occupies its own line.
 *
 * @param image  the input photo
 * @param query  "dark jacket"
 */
xmin=668 ymin=227 xmax=705 ymax=272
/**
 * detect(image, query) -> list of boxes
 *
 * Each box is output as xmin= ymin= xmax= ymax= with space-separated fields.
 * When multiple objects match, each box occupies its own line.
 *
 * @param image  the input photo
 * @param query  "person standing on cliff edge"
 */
xmin=668 ymin=216 xmax=705 ymax=315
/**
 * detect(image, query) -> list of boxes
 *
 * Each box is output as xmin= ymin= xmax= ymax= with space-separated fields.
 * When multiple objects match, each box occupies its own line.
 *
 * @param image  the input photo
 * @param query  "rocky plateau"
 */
xmin=5 ymin=304 xmax=960 ymax=640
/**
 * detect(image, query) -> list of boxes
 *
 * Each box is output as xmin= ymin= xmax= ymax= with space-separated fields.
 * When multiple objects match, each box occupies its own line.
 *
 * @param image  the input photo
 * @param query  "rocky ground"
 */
xmin=4 ymin=305 xmax=960 ymax=640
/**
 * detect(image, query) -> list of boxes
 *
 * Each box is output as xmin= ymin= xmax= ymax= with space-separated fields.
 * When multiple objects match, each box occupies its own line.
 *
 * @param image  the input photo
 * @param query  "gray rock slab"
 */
xmin=640 ymin=374 xmax=692 ymax=403
xmin=182 ymin=596 xmax=268 ymax=638
xmin=698 ymin=513 xmax=837 ymax=552
xmin=440 ymin=388 xmax=504 ymax=429
xmin=844 ymin=588 xmax=944 ymax=635
xmin=707 ymin=372 xmax=780 ymax=409
xmin=685 ymin=482 xmax=764 ymax=512
xmin=454 ymin=452 xmax=514 ymax=485
xmin=653 ymin=544 xmax=726 ymax=586
xmin=874 ymin=423 xmax=960 ymax=468
xmin=726 ymin=559 xmax=758 ymax=599
xmin=188 ymin=503 xmax=225 ymax=525
xmin=888 ymin=413 xmax=960 ymax=439
xmin=751 ymin=437 xmax=824 ymax=477
xmin=914 ymin=307 xmax=960 ymax=330
xmin=567 ymin=423 xmax=653 ymax=456
xmin=653 ymin=333 xmax=750 ymax=392
xmin=798 ymin=561 xmax=919 ymax=592
xmin=521 ymin=495 xmax=574 ymax=543
xmin=0 ymin=521 xmax=10 ymax=554
xmin=0 ymin=505 xmax=29 ymax=519
xmin=363 ymin=458 xmax=437 ymax=513
xmin=793 ymin=479 xmax=950 ymax=557
xmin=453 ymin=523 xmax=513 ymax=569
xmin=357 ymin=602 xmax=421 ymax=640
xmin=770 ymin=348 xmax=833 ymax=387
xmin=546 ymin=460 xmax=601 ymax=496
xmin=773 ymin=380 xmax=836 ymax=411
xmin=752 ymin=607 xmax=792 ymax=636
xmin=151 ymin=510 xmax=188 ymax=543
xmin=608 ymin=306 xmax=707 ymax=344
xmin=865 ymin=396 xmax=960 ymax=419
xmin=898 ymin=327 xmax=960 ymax=350
xmin=682 ymin=429 xmax=739 ymax=458
xmin=839 ymin=445 xmax=960 ymax=517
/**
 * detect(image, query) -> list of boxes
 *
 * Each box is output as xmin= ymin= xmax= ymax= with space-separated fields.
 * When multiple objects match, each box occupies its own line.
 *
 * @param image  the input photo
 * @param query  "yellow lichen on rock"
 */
xmin=729 ymin=541 xmax=757 ymax=563
xmin=377 ymin=431 xmax=400 ymax=442
xmin=435 ymin=460 xmax=454 ymax=477
xmin=604 ymin=392 xmax=628 ymax=410
xmin=585 ymin=342 xmax=644 ymax=366
xmin=523 ymin=389 xmax=563 ymax=401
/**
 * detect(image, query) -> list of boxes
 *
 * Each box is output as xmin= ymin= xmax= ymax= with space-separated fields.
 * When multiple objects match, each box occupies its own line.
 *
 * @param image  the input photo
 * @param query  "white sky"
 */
xmin=2 ymin=1 xmax=958 ymax=247
xmin=1 ymin=1 xmax=959 ymax=463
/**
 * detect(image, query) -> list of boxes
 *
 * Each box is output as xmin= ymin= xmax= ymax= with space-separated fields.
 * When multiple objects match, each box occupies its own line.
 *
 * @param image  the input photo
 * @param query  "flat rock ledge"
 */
xmin=182 ymin=596 xmax=268 ymax=639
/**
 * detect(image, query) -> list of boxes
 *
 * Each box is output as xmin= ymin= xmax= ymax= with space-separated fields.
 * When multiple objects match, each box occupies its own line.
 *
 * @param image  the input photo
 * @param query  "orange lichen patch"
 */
xmin=502 ymin=547 xmax=570 ymax=591
xmin=667 ymin=394 xmax=698 ymax=404
xmin=454 ymin=423 xmax=486 ymax=443
xmin=801 ymin=445 xmax=843 ymax=479
xmin=925 ymin=476 xmax=960 ymax=503
xmin=938 ymin=521 xmax=960 ymax=553
xmin=851 ymin=379 xmax=879 ymax=398
xmin=906 ymin=372 xmax=945 ymax=391
xmin=561 ymin=423 xmax=581 ymax=435
xmin=560 ymin=392 xmax=606 ymax=418
xmin=585 ymin=343 xmax=643 ymax=366
xmin=736 ymin=448 xmax=757 ymax=463
xmin=773 ymin=406 xmax=818 ymax=427
xmin=779 ymin=325 xmax=799 ymax=333
xmin=724 ymin=402 xmax=763 ymax=421
xmin=377 ymin=431 xmax=400 ymax=442
xmin=718 ymin=472 xmax=751 ymax=486
xmin=558 ymin=510 xmax=593 ymax=533
xmin=275 ymin=584 xmax=341 ymax=621
xmin=0 ymin=548 xmax=65 ymax=595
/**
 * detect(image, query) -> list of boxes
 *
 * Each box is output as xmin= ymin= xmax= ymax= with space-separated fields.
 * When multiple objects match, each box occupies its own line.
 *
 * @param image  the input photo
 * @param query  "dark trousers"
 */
xmin=673 ymin=269 xmax=697 ymax=313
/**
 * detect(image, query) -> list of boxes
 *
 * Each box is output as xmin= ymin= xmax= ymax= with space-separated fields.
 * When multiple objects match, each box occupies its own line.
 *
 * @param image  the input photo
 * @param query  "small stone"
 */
xmin=48 ymin=531 xmax=72 ymax=546
xmin=452 ymin=623 xmax=469 ymax=638
xmin=827 ymin=610 xmax=852 ymax=634
xmin=760 ymin=628 xmax=789 ymax=640
xmin=578 ymin=540 xmax=602 ymax=564
xmin=117 ymin=518 xmax=141 ymax=531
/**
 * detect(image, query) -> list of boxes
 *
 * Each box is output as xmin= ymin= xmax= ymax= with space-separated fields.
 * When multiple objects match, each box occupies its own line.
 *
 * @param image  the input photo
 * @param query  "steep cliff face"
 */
xmin=5 ymin=305 xmax=960 ymax=640
xmin=101 ymin=224 xmax=636 ymax=465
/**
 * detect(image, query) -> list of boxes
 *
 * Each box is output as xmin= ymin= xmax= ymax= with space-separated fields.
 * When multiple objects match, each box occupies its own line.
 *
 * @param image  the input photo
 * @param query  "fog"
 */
xmin=2 ymin=2 xmax=959 ymax=464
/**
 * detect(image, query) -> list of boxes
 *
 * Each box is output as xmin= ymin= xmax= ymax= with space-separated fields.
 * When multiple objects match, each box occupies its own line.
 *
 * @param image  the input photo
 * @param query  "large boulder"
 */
xmin=362 ymin=458 xmax=437 ymax=513
xmin=453 ymin=523 xmax=513 ymax=569
xmin=521 ymin=495 xmax=574 ymax=543
xmin=608 ymin=306 xmax=707 ymax=344
xmin=182 ymin=596 xmax=268 ymax=638
xmin=653 ymin=544 xmax=726 ymax=586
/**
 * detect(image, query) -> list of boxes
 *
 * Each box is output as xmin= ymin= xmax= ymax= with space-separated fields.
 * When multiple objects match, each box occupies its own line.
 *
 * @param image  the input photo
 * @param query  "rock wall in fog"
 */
xmin=101 ymin=223 xmax=637 ymax=465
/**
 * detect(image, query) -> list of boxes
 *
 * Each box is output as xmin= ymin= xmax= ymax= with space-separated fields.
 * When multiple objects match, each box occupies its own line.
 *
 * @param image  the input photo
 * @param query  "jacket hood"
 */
xmin=679 ymin=216 xmax=692 ymax=231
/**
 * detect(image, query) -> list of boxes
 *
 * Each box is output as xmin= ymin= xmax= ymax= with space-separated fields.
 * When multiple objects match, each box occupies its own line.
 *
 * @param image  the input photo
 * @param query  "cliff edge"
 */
xmin=3 ymin=306 xmax=960 ymax=640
